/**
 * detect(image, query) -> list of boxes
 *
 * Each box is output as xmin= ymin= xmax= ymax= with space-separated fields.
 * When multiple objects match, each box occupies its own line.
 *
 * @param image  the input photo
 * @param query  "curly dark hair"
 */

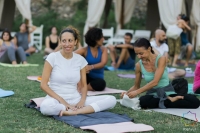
xmin=85 ymin=28 xmax=103 ymax=47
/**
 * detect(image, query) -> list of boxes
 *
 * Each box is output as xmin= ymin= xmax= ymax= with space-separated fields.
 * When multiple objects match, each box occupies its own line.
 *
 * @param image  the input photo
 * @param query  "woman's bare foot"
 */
xmin=168 ymin=96 xmax=184 ymax=102
xmin=23 ymin=61 xmax=28 ymax=64
xmin=59 ymin=109 xmax=77 ymax=116
xmin=12 ymin=61 xmax=17 ymax=65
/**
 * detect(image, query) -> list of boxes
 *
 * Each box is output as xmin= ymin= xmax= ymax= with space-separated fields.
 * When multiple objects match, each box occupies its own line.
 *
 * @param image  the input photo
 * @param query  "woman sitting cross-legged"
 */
xmin=0 ymin=29 xmax=27 ymax=65
xmin=75 ymin=28 xmax=107 ymax=91
xmin=40 ymin=26 xmax=116 ymax=116
xmin=121 ymin=38 xmax=200 ymax=109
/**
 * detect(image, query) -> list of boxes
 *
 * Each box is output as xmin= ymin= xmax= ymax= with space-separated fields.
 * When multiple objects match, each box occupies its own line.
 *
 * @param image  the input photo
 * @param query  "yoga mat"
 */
xmin=26 ymin=98 xmax=154 ymax=133
xmin=104 ymin=66 xmax=134 ymax=71
xmin=27 ymin=76 xmax=42 ymax=82
xmin=151 ymin=107 xmax=200 ymax=123
xmin=118 ymin=72 xmax=194 ymax=79
xmin=53 ymin=112 xmax=133 ymax=127
xmin=87 ymin=87 xmax=126 ymax=96
xmin=118 ymin=74 xmax=144 ymax=79
xmin=0 ymin=88 xmax=14 ymax=98
xmin=0 ymin=63 xmax=39 ymax=67
xmin=185 ymin=73 xmax=195 ymax=78
xmin=188 ymin=84 xmax=200 ymax=96
xmin=80 ymin=122 xmax=154 ymax=133
xmin=0 ymin=63 xmax=20 ymax=67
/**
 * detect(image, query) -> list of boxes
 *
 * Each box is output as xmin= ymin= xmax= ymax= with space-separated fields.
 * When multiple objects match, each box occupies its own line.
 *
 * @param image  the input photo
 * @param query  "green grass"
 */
xmin=0 ymin=52 xmax=199 ymax=133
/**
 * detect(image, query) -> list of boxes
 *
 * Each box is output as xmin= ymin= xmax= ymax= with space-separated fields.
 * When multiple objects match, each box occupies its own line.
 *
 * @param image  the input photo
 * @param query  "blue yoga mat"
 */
xmin=25 ymin=100 xmax=133 ymax=128
xmin=104 ymin=66 xmax=134 ymax=71
xmin=0 ymin=88 xmax=14 ymax=98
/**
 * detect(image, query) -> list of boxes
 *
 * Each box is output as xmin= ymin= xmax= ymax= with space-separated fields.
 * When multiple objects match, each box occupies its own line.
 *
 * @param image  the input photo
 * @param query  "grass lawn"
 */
xmin=0 ymin=52 xmax=199 ymax=133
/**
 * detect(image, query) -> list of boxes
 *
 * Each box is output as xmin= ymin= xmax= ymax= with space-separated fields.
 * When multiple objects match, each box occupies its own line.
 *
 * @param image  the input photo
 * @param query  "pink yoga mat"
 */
xmin=87 ymin=87 xmax=126 ymax=96
xmin=31 ymin=97 xmax=45 ymax=107
xmin=27 ymin=76 xmax=39 ymax=81
xmin=118 ymin=72 xmax=194 ymax=79
xmin=80 ymin=122 xmax=154 ymax=133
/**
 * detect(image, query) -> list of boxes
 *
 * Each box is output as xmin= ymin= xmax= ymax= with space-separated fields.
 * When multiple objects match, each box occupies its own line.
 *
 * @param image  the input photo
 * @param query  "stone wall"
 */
xmin=15 ymin=0 xmax=147 ymax=19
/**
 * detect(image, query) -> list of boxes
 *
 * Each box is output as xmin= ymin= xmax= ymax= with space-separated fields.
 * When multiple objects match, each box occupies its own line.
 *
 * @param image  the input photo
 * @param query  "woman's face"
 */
xmin=96 ymin=36 xmax=104 ymax=46
xmin=51 ymin=27 xmax=57 ymax=35
xmin=20 ymin=23 xmax=26 ymax=32
xmin=3 ymin=32 xmax=10 ymax=41
xmin=60 ymin=32 xmax=77 ymax=54
xmin=134 ymin=46 xmax=151 ymax=60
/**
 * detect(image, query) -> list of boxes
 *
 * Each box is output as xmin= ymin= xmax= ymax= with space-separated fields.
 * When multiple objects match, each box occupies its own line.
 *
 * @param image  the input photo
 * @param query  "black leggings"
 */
xmin=139 ymin=94 xmax=200 ymax=109
xmin=195 ymin=88 xmax=200 ymax=94
xmin=86 ymin=75 xmax=106 ymax=91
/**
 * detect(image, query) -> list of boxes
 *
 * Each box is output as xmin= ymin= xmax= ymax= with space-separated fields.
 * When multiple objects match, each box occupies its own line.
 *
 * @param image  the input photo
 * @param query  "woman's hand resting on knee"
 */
xmin=75 ymin=100 xmax=85 ymax=109
xmin=65 ymin=104 xmax=77 ymax=111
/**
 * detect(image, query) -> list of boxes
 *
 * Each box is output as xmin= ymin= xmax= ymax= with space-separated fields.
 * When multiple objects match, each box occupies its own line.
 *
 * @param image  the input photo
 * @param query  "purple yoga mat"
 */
xmin=118 ymin=72 xmax=194 ymax=79
xmin=117 ymin=74 xmax=144 ymax=79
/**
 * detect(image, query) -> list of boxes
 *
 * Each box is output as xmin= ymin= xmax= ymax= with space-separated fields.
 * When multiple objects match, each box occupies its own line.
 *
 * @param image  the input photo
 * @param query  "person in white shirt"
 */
xmin=40 ymin=26 xmax=116 ymax=116
xmin=151 ymin=29 xmax=186 ymax=80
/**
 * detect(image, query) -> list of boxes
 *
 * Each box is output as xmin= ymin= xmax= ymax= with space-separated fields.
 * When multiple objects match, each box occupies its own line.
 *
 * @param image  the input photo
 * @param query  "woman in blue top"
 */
xmin=75 ymin=28 xmax=107 ymax=91
xmin=121 ymin=38 xmax=200 ymax=109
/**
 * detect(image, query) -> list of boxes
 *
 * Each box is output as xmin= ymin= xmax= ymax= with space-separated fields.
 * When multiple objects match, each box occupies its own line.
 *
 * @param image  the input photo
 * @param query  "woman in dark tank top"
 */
xmin=44 ymin=26 xmax=60 ymax=58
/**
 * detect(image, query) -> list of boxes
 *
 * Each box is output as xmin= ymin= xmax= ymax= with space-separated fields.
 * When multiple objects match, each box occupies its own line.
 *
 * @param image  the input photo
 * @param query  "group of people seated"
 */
xmin=39 ymin=26 xmax=200 ymax=117
xmin=1 ymin=22 xmax=200 ymax=117
xmin=0 ymin=23 xmax=37 ymax=65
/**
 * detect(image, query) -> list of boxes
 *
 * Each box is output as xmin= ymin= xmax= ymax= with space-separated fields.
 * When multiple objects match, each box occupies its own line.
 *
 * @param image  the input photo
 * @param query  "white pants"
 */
xmin=40 ymin=95 xmax=116 ymax=115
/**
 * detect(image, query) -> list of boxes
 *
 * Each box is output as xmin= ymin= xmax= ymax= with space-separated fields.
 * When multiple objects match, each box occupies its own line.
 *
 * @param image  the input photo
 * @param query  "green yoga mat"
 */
xmin=187 ymin=84 xmax=200 ymax=96
xmin=0 ymin=63 xmax=39 ymax=67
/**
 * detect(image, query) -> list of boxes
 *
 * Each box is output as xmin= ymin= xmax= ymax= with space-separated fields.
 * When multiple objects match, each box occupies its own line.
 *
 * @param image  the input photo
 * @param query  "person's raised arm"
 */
xmin=40 ymin=61 xmax=71 ymax=109
xmin=137 ymin=56 xmax=166 ymax=94
xmin=28 ymin=25 xmax=37 ymax=33
xmin=182 ymin=21 xmax=191 ymax=31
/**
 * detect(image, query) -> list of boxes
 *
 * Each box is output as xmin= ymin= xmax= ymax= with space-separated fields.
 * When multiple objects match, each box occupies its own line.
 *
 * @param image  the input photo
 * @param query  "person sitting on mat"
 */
xmin=43 ymin=26 xmax=60 ymax=59
xmin=151 ymin=29 xmax=186 ymax=80
xmin=193 ymin=61 xmax=200 ymax=94
xmin=13 ymin=23 xmax=37 ymax=56
xmin=40 ymin=26 xmax=116 ymax=116
xmin=121 ymin=38 xmax=200 ymax=109
xmin=75 ymin=28 xmax=107 ymax=91
xmin=107 ymin=33 xmax=136 ymax=70
xmin=0 ymin=29 xmax=27 ymax=65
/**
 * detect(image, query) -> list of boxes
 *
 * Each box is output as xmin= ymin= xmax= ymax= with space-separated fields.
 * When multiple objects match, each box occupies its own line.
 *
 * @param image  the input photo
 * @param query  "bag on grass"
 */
xmin=171 ymin=78 xmax=188 ymax=95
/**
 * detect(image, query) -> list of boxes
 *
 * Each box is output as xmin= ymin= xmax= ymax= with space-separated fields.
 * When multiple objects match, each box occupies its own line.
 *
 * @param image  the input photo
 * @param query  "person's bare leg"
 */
xmin=168 ymin=69 xmax=186 ymax=80
xmin=25 ymin=47 xmax=36 ymax=54
xmin=172 ymin=54 xmax=179 ymax=67
xmin=107 ymin=45 xmax=117 ymax=66
xmin=87 ymin=83 xmax=94 ymax=91
xmin=115 ymin=48 xmax=129 ymax=68
xmin=59 ymin=106 xmax=95 ymax=116
xmin=168 ymin=96 xmax=184 ymax=102
xmin=185 ymin=45 xmax=193 ymax=67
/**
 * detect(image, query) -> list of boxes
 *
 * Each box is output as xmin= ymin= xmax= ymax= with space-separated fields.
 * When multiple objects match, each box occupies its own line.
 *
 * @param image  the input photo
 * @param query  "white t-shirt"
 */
xmin=150 ymin=40 xmax=169 ymax=56
xmin=46 ymin=51 xmax=88 ymax=99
